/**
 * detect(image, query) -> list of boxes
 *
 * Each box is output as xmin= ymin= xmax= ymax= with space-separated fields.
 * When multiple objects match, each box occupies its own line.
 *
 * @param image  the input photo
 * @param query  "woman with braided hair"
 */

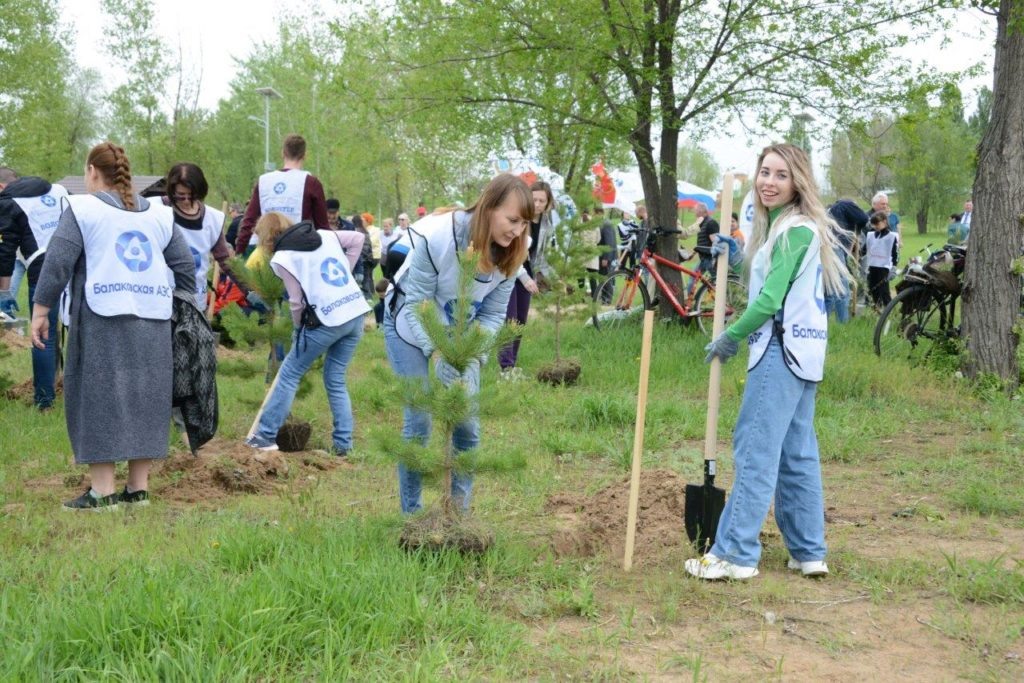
xmin=30 ymin=142 xmax=196 ymax=511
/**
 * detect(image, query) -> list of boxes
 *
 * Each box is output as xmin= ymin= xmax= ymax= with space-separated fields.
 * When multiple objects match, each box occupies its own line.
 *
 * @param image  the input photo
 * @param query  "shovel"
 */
xmin=685 ymin=172 xmax=735 ymax=553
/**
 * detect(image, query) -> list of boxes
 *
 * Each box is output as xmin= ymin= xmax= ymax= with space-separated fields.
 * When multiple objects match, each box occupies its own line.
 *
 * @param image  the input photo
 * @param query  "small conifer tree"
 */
xmin=387 ymin=247 xmax=524 ymax=551
xmin=218 ymin=256 xmax=293 ymax=381
xmin=534 ymin=218 xmax=601 ymax=384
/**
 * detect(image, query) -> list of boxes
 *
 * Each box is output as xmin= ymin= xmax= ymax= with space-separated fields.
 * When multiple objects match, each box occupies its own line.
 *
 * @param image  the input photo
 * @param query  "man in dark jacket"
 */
xmin=693 ymin=202 xmax=720 ymax=274
xmin=0 ymin=167 xmax=69 ymax=409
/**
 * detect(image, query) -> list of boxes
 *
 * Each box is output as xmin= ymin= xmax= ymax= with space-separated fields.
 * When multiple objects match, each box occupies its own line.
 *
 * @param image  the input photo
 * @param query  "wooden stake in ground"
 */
xmin=623 ymin=308 xmax=655 ymax=571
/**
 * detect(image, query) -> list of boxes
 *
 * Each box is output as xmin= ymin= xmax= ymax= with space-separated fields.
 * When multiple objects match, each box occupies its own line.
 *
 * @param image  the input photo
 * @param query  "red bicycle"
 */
xmin=591 ymin=226 xmax=747 ymax=333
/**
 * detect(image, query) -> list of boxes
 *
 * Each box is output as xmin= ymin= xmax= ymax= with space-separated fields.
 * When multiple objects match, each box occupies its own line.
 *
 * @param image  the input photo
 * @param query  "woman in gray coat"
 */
xmin=30 ymin=142 xmax=195 ymax=511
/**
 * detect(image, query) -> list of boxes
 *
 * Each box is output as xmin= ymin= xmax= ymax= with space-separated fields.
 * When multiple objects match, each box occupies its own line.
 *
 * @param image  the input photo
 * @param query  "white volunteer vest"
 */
xmin=177 ymin=204 xmax=225 ymax=309
xmin=258 ymin=170 xmax=308 ymax=224
xmin=866 ymin=230 xmax=897 ymax=269
xmin=746 ymin=213 xmax=827 ymax=382
xmin=12 ymin=183 xmax=69 ymax=266
xmin=271 ymin=230 xmax=370 ymax=327
xmin=72 ymin=195 xmax=175 ymax=320
xmin=389 ymin=211 xmax=509 ymax=346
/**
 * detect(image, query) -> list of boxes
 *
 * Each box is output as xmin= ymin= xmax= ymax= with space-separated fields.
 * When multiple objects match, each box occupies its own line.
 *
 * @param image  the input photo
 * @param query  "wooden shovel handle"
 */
xmin=704 ymin=173 xmax=736 ymax=465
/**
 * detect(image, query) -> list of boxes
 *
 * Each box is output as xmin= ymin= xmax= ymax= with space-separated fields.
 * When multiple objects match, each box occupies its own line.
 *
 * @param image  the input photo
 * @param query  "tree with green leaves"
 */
xmin=676 ymin=144 xmax=721 ymax=194
xmin=376 ymin=0 xmax=953 ymax=316
xmin=827 ymin=116 xmax=898 ymax=205
xmin=218 ymin=254 xmax=292 ymax=381
xmin=101 ymin=0 xmax=171 ymax=174
xmin=890 ymin=83 xmax=975 ymax=233
xmin=534 ymin=218 xmax=600 ymax=385
xmin=962 ymin=0 xmax=1024 ymax=389
xmin=0 ymin=0 xmax=99 ymax=178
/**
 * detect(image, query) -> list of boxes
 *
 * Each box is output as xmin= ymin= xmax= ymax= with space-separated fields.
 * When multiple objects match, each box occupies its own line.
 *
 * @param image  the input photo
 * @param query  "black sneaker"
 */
xmin=119 ymin=487 xmax=150 ymax=507
xmin=330 ymin=447 xmax=349 ymax=459
xmin=62 ymin=488 xmax=119 ymax=512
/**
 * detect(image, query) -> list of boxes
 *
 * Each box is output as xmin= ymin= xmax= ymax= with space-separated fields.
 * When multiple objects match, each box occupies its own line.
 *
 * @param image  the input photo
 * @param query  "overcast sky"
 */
xmin=68 ymin=1 xmax=996 ymax=184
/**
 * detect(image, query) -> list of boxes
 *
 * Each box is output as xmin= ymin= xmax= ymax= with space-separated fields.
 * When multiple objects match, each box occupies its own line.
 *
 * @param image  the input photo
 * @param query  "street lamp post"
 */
xmin=254 ymin=87 xmax=282 ymax=172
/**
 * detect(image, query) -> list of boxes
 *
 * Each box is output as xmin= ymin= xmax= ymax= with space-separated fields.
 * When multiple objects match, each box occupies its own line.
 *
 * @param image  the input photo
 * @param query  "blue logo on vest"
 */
xmin=273 ymin=182 xmax=286 ymax=194
xmin=115 ymin=231 xmax=154 ymax=272
xmin=320 ymin=258 xmax=349 ymax=287
xmin=190 ymin=246 xmax=202 ymax=273
xmin=814 ymin=265 xmax=826 ymax=314
xmin=41 ymin=194 xmax=56 ymax=207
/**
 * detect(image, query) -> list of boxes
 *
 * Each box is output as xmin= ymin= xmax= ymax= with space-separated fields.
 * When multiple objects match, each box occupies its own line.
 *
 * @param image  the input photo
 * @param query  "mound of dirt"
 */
xmin=5 ymin=376 xmax=63 ymax=404
xmin=547 ymin=468 xmax=688 ymax=566
xmin=153 ymin=438 xmax=340 ymax=503
xmin=23 ymin=437 xmax=342 ymax=506
xmin=1 ymin=327 xmax=33 ymax=351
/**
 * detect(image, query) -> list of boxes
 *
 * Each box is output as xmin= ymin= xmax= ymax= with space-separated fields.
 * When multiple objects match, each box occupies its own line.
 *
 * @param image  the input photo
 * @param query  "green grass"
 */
xmin=3 ymin=254 xmax=1024 ymax=679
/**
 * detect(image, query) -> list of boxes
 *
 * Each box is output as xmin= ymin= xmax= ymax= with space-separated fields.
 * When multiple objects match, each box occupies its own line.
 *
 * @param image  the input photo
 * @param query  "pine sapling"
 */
xmin=390 ymin=246 xmax=523 ymax=551
xmin=535 ymin=217 xmax=601 ymax=385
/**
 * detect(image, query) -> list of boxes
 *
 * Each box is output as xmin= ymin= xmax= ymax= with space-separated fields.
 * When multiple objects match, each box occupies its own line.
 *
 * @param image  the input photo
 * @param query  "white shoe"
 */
xmin=685 ymin=553 xmax=759 ymax=581
xmin=787 ymin=558 xmax=829 ymax=577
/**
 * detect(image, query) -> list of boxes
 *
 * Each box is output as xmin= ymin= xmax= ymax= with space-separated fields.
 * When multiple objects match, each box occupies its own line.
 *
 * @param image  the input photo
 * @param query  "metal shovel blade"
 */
xmin=684 ymin=481 xmax=726 ymax=554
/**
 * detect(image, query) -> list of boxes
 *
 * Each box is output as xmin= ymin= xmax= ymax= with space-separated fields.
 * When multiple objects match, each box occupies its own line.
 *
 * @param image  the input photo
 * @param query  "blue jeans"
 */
xmin=28 ymin=283 xmax=58 ymax=408
xmin=382 ymin=307 xmax=476 ymax=514
xmin=10 ymin=260 xmax=26 ymax=302
xmin=255 ymin=317 xmax=364 ymax=451
xmin=824 ymin=287 xmax=850 ymax=323
xmin=710 ymin=337 xmax=826 ymax=567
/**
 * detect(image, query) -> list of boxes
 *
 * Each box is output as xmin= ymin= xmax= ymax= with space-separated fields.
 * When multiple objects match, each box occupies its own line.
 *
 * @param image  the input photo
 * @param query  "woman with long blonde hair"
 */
xmin=688 ymin=143 xmax=849 ymax=580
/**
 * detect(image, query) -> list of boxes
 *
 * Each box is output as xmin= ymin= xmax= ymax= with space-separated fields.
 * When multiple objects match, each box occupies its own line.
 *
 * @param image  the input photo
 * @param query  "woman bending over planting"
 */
xmin=688 ymin=143 xmax=850 ymax=580
xmin=383 ymin=174 xmax=531 ymax=513
xmin=244 ymin=213 xmax=369 ymax=455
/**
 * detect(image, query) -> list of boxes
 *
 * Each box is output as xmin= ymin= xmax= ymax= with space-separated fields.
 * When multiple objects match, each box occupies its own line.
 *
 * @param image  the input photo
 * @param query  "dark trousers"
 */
xmin=362 ymin=258 xmax=378 ymax=298
xmin=498 ymin=280 xmax=532 ymax=369
xmin=28 ymin=283 xmax=58 ymax=408
xmin=867 ymin=266 xmax=892 ymax=307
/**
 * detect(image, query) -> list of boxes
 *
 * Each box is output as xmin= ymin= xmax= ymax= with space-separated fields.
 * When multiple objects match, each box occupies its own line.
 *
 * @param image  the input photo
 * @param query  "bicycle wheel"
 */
xmin=693 ymin=273 xmax=748 ymax=335
xmin=591 ymin=269 xmax=651 ymax=330
xmin=873 ymin=285 xmax=953 ymax=360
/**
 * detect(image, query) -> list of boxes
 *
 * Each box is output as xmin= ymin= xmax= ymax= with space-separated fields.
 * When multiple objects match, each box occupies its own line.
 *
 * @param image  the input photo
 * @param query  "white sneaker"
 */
xmin=685 ymin=553 xmax=759 ymax=581
xmin=787 ymin=558 xmax=829 ymax=577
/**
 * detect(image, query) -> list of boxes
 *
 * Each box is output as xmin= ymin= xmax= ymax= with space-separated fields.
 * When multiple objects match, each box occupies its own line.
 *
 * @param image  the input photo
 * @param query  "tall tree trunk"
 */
xmin=962 ymin=0 xmax=1024 ymax=388
xmin=916 ymin=209 xmax=928 ymax=234
xmin=394 ymin=171 xmax=403 ymax=215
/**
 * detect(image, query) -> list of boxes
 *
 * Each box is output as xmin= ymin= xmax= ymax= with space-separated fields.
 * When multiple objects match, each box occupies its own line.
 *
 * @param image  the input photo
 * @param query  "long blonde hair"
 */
xmin=254 ymin=212 xmax=293 ymax=255
xmin=747 ymin=143 xmax=850 ymax=295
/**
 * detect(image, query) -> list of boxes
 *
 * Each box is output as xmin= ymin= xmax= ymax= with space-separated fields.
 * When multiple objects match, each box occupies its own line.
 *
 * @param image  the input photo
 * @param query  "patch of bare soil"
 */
xmin=5 ymin=376 xmax=63 ymax=404
xmin=22 ymin=437 xmax=343 ymax=506
xmin=1 ymin=327 xmax=33 ymax=351
xmin=547 ymin=468 xmax=686 ymax=566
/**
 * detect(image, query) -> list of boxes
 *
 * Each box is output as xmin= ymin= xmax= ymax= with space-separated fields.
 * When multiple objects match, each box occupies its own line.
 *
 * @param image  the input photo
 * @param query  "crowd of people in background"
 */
xmin=0 ymin=130 xmax=975 ymax=517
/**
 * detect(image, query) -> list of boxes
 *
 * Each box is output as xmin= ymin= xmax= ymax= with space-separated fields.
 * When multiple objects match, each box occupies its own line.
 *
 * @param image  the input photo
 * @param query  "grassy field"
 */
xmin=2 ymin=228 xmax=1024 ymax=680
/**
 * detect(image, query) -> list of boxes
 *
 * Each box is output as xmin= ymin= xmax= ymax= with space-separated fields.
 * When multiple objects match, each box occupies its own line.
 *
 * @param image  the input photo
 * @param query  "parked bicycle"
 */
xmin=591 ymin=226 xmax=746 ymax=333
xmin=873 ymin=243 xmax=966 ymax=361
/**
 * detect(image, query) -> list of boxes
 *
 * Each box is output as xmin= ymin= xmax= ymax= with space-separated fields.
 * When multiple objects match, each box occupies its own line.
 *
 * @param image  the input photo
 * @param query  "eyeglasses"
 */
xmin=171 ymin=194 xmax=195 ymax=203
